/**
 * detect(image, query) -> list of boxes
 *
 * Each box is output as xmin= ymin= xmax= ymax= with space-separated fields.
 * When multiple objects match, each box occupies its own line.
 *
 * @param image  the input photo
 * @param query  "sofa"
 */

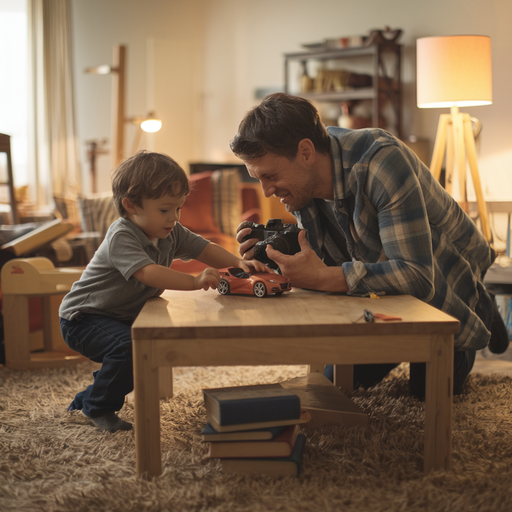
xmin=76 ymin=168 xmax=265 ymax=275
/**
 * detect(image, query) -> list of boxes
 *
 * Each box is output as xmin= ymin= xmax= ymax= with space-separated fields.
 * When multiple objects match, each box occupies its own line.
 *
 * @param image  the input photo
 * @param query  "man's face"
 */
xmin=245 ymin=152 xmax=317 ymax=212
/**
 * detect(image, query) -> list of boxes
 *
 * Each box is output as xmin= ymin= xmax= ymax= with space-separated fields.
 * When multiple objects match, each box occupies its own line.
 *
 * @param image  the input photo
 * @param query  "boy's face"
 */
xmin=125 ymin=193 xmax=187 ymax=242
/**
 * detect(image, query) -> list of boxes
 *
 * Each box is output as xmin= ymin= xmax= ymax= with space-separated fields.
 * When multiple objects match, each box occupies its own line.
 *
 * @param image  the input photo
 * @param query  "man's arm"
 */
xmin=340 ymin=145 xmax=436 ymax=300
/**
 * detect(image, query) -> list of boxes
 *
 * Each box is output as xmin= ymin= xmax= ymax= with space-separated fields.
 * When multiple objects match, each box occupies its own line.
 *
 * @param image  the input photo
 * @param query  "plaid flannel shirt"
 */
xmin=294 ymin=127 xmax=494 ymax=350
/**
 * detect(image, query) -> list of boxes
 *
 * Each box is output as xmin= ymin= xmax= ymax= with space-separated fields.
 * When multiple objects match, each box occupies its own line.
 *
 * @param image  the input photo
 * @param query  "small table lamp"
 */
xmin=416 ymin=35 xmax=493 ymax=242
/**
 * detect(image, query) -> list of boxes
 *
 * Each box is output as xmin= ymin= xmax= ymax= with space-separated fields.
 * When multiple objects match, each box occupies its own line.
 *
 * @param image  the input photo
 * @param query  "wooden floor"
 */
xmin=473 ymin=346 xmax=512 ymax=376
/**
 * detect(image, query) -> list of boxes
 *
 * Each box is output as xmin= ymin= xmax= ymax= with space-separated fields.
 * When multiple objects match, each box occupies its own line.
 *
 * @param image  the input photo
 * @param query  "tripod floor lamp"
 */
xmin=85 ymin=45 xmax=163 ymax=172
xmin=416 ymin=35 xmax=493 ymax=242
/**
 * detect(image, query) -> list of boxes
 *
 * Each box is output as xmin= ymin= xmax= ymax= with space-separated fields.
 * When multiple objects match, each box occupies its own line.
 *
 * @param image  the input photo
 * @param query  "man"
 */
xmin=231 ymin=92 xmax=508 ymax=399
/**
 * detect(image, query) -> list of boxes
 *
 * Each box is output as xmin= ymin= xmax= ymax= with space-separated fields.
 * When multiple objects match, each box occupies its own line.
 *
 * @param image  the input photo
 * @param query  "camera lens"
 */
xmin=253 ymin=242 xmax=278 ymax=269
xmin=268 ymin=234 xmax=295 ymax=254
xmin=251 ymin=226 xmax=301 ymax=271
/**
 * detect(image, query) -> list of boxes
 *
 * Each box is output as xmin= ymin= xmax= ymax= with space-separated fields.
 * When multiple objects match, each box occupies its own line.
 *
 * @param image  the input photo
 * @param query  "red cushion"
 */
xmin=180 ymin=172 xmax=220 ymax=234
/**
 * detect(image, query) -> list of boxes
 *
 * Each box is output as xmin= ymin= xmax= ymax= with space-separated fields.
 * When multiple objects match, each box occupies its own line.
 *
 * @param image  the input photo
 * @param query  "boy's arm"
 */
xmin=133 ymin=264 xmax=220 ymax=291
xmin=195 ymin=242 xmax=268 ymax=272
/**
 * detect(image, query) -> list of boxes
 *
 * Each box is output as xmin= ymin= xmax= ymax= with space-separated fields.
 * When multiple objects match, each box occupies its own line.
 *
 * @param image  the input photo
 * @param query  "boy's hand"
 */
xmin=194 ymin=268 xmax=221 ymax=291
xmin=235 ymin=258 xmax=269 ymax=273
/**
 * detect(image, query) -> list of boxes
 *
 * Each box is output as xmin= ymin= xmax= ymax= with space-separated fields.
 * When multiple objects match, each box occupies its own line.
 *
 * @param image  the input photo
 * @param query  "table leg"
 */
xmin=424 ymin=334 xmax=453 ymax=473
xmin=159 ymin=367 xmax=174 ymax=399
xmin=308 ymin=364 xmax=324 ymax=373
xmin=334 ymin=364 xmax=354 ymax=393
xmin=133 ymin=339 xmax=162 ymax=479
xmin=3 ymin=295 xmax=31 ymax=365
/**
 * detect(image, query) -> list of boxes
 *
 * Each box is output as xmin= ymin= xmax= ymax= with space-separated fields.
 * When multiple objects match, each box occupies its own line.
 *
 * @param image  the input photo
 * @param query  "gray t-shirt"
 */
xmin=59 ymin=217 xmax=210 ymax=322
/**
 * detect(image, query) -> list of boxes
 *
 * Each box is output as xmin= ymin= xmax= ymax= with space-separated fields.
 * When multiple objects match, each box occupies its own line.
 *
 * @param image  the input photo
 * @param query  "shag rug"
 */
xmin=1 ymin=361 xmax=512 ymax=512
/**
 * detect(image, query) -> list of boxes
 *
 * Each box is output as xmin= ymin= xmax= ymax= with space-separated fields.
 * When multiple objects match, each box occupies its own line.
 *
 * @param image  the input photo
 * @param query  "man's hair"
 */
xmin=230 ymin=93 xmax=331 ymax=161
xmin=111 ymin=151 xmax=189 ymax=217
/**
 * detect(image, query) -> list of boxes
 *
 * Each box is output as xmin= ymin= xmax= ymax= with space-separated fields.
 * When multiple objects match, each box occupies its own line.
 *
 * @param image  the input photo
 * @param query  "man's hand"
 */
xmin=194 ymin=268 xmax=221 ymax=291
xmin=235 ymin=258 xmax=269 ymax=273
xmin=236 ymin=225 xmax=257 ymax=260
xmin=265 ymin=230 xmax=349 ymax=292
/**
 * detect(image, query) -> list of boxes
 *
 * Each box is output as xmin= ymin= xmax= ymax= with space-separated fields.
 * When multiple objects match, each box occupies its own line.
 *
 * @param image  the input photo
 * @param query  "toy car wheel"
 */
xmin=218 ymin=279 xmax=230 ymax=295
xmin=253 ymin=281 xmax=267 ymax=298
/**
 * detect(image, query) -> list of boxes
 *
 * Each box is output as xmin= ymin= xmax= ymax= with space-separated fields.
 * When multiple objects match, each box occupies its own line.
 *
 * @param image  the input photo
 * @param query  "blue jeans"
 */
xmin=60 ymin=314 xmax=134 ymax=418
xmin=323 ymin=350 xmax=476 ymax=400
xmin=324 ymin=283 xmax=493 ymax=399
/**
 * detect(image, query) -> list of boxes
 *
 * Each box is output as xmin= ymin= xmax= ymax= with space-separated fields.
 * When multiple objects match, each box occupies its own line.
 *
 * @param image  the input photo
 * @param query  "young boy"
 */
xmin=59 ymin=151 xmax=267 ymax=433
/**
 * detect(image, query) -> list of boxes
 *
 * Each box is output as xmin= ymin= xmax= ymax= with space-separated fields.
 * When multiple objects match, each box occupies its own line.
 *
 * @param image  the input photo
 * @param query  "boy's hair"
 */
xmin=229 ymin=92 xmax=331 ymax=161
xmin=112 ymin=151 xmax=190 ymax=217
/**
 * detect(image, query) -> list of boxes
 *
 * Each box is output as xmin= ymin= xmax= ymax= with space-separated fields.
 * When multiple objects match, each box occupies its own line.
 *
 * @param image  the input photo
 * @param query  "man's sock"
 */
xmin=90 ymin=412 xmax=133 ymax=433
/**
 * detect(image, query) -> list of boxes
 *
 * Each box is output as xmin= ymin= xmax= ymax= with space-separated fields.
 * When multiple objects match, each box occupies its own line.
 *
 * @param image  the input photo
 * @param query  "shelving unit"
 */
xmin=284 ymin=39 xmax=402 ymax=138
xmin=0 ymin=133 xmax=19 ymax=224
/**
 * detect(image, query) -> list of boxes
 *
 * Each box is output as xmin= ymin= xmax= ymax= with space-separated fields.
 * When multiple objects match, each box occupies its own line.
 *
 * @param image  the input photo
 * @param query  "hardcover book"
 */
xmin=200 ymin=423 xmax=287 ymax=442
xmin=204 ymin=410 xmax=311 ymax=433
xmin=280 ymin=373 xmax=368 ymax=427
xmin=207 ymin=424 xmax=300 ymax=459
xmin=0 ymin=219 xmax=74 ymax=256
xmin=220 ymin=433 xmax=306 ymax=477
xmin=203 ymin=383 xmax=301 ymax=432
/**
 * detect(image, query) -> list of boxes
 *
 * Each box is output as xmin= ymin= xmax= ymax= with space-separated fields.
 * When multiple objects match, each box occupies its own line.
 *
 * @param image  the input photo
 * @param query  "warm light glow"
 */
xmin=416 ymin=35 xmax=492 ymax=109
xmin=140 ymin=118 xmax=162 ymax=133
xmin=84 ymin=64 xmax=112 ymax=75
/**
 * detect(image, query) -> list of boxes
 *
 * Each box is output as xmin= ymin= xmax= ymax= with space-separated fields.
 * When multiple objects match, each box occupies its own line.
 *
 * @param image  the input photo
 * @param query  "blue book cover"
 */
xmin=220 ymin=434 xmax=306 ymax=477
xmin=203 ymin=383 xmax=301 ymax=428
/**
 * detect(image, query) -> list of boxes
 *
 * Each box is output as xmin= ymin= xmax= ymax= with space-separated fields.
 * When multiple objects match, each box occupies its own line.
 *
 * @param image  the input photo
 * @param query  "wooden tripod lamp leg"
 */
xmin=452 ymin=112 xmax=468 ymax=213
xmin=462 ymin=115 xmax=492 ymax=242
xmin=429 ymin=114 xmax=450 ymax=181
xmin=444 ymin=122 xmax=455 ymax=195
xmin=429 ymin=109 xmax=492 ymax=244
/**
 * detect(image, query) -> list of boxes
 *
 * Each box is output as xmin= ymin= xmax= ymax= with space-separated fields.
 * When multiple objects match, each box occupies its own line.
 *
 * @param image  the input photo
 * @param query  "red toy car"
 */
xmin=217 ymin=267 xmax=292 ymax=298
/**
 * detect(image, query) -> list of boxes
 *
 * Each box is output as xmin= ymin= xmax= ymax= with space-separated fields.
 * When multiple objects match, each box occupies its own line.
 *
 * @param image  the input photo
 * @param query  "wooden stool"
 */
xmin=1 ymin=257 xmax=84 ymax=369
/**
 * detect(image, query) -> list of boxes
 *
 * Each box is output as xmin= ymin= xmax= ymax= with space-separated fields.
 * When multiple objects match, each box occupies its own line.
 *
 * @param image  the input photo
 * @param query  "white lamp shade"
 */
xmin=416 ymin=35 xmax=492 ymax=108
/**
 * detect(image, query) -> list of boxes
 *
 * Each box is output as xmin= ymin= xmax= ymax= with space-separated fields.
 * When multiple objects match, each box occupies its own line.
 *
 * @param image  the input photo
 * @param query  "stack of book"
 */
xmin=201 ymin=383 xmax=310 ymax=477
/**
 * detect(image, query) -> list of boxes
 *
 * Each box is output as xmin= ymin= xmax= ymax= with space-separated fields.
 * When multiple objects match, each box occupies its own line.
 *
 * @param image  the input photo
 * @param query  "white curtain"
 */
xmin=27 ymin=0 xmax=81 ymax=208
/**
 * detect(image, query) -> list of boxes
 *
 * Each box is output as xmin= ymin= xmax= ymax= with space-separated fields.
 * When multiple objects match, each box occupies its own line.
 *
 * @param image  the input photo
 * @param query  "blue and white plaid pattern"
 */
xmin=295 ymin=127 xmax=494 ymax=350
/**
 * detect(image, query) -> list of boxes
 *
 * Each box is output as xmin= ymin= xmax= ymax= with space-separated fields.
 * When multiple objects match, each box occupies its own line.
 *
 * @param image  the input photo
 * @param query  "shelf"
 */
xmin=285 ymin=45 xmax=377 ymax=61
xmin=297 ymin=88 xmax=377 ymax=102
xmin=283 ymin=40 xmax=402 ymax=138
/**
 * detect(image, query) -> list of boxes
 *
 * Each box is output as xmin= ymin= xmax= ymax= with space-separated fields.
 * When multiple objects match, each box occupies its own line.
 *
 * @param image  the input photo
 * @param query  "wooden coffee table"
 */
xmin=132 ymin=287 xmax=458 ymax=478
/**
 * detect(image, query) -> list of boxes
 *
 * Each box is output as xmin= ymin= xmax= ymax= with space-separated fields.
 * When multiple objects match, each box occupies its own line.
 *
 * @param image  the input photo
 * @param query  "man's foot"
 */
xmin=91 ymin=412 xmax=133 ymax=433
xmin=488 ymin=295 xmax=510 ymax=354
xmin=323 ymin=364 xmax=334 ymax=383
xmin=67 ymin=400 xmax=81 ymax=412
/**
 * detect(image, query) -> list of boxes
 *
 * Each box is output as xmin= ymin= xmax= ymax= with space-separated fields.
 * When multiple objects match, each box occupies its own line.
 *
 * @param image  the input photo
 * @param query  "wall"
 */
xmin=71 ymin=0 xmax=512 ymax=211
xmin=71 ymin=0 xmax=206 ymax=193
xmin=200 ymin=0 xmax=512 ymax=203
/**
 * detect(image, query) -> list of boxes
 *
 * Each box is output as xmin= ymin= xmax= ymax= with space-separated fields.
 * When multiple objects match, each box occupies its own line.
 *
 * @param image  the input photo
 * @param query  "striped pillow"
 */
xmin=77 ymin=193 xmax=119 ymax=239
xmin=211 ymin=169 xmax=241 ymax=237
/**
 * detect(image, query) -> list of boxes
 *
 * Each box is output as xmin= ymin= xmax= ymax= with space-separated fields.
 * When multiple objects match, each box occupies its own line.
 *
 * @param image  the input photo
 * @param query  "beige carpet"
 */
xmin=1 ymin=361 xmax=512 ymax=512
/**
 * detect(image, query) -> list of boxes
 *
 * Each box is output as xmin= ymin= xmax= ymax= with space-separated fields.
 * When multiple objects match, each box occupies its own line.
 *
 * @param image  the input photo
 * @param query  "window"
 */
xmin=0 ymin=0 xmax=28 ymax=188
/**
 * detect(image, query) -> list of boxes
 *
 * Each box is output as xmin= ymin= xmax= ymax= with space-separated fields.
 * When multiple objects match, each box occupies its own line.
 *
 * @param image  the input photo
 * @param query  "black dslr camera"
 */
xmin=241 ymin=219 xmax=301 ymax=270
